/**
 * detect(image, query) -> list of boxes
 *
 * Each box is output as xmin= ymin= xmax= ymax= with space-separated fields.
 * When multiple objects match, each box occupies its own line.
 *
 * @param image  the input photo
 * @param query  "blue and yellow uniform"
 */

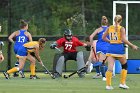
xmin=17 ymin=41 xmax=39 ymax=57
xmin=106 ymin=25 xmax=125 ymax=57
xmin=5 ymin=41 xmax=39 ymax=78
xmin=14 ymin=30 xmax=29 ymax=54
xmin=96 ymin=26 xmax=109 ymax=54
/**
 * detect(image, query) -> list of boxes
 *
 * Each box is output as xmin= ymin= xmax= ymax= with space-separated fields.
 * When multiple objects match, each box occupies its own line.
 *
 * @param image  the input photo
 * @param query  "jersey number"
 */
xmin=65 ymin=44 xmax=72 ymax=50
xmin=18 ymin=36 xmax=25 ymax=42
xmin=109 ymin=32 xmax=118 ymax=40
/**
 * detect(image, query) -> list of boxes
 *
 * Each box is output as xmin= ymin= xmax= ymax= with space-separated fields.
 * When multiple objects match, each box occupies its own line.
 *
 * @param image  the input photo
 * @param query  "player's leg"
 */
xmin=27 ymin=53 xmax=39 ymax=79
xmin=92 ymin=53 xmax=102 ymax=79
xmin=76 ymin=51 xmax=86 ymax=78
xmin=99 ymin=53 xmax=108 ymax=81
xmin=13 ymin=47 xmax=19 ymax=77
xmin=3 ymin=57 xmax=26 ymax=79
xmin=53 ymin=53 xmax=65 ymax=78
xmin=86 ymin=48 xmax=94 ymax=73
xmin=105 ymin=56 xmax=115 ymax=90
xmin=13 ymin=61 xmax=19 ymax=77
xmin=3 ymin=46 xmax=27 ymax=79
xmin=118 ymin=57 xmax=129 ymax=89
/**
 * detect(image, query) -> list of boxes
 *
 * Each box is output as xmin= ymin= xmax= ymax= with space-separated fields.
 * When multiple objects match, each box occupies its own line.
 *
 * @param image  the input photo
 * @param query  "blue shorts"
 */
xmin=96 ymin=41 xmax=109 ymax=54
xmin=14 ymin=45 xmax=21 ymax=54
xmin=14 ymin=43 xmax=24 ymax=54
xmin=17 ymin=46 xmax=28 ymax=56
xmin=106 ymin=43 xmax=125 ymax=57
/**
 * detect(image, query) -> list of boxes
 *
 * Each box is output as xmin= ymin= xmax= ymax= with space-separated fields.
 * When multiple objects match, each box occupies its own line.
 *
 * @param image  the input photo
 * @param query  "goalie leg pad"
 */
xmin=56 ymin=56 xmax=65 ymax=75
xmin=76 ymin=51 xmax=85 ymax=70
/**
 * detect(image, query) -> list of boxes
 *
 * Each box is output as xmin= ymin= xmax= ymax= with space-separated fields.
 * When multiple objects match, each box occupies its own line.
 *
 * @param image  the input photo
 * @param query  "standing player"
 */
xmin=3 ymin=38 xmax=46 ymax=79
xmin=50 ymin=29 xmax=89 ymax=78
xmin=89 ymin=16 xmax=109 ymax=81
xmin=0 ymin=24 xmax=4 ymax=63
xmin=8 ymin=20 xmax=32 ymax=78
xmin=85 ymin=39 xmax=97 ymax=73
xmin=102 ymin=15 xmax=138 ymax=90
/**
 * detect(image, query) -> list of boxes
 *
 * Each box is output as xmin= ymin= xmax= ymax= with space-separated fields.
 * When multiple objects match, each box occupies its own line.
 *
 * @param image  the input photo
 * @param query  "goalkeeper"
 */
xmin=50 ymin=29 xmax=90 ymax=78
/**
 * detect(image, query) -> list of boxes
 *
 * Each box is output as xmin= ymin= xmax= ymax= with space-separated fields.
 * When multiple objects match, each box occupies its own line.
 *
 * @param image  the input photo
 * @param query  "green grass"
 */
xmin=0 ymin=72 xmax=140 ymax=93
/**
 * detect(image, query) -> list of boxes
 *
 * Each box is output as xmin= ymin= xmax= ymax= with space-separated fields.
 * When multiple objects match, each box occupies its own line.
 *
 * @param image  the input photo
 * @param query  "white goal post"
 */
xmin=113 ymin=1 xmax=140 ymax=75
xmin=113 ymin=1 xmax=140 ymax=59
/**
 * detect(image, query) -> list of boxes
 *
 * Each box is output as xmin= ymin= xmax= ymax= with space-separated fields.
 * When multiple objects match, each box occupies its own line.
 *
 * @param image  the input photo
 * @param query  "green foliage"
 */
xmin=0 ymin=0 xmax=140 ymax=35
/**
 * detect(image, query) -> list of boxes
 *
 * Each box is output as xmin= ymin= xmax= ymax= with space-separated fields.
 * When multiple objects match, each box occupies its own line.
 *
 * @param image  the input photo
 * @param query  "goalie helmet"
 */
xmin=64 ymin=29 xmax=72 ymax=41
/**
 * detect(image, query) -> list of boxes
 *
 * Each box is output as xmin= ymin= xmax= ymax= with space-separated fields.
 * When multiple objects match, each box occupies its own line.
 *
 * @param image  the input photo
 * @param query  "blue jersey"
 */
xmin=14 ymin=30 xmax=29 ymax=54
xmin=96 ymin=26 xmax=109 ymax=54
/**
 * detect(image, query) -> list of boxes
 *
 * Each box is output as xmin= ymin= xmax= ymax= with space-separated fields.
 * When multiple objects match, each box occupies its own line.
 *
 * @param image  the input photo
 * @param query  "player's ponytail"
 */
xmin=19 ymin=19 xmax=28 ymax=29
xmin=114 ymin=15 xmax=122 ymax=32
xmin=114 ymin=15 xmax=122 ymax=24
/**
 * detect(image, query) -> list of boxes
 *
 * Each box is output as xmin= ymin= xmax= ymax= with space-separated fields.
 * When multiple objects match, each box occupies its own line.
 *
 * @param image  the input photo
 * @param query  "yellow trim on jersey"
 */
xmin=106 ymin=53 xmax=126 ymax=58
xmin=23 ymin=41 xmax=39 ymax=53
xmin=108 ymin=25 xmax=123 ymax=44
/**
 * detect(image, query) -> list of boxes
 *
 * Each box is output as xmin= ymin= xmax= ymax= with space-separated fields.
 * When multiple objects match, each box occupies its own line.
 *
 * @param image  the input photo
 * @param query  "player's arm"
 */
xmin=50 ymin=38 xmax=63 ymax=49
xmin=0 ymin=53 xmax=4 ymax=63
xmin=34 ymin=45 xmax=43 ymax=65
xmin=75 ymin=37 xmax=91 ymax=51
xmin=50 ymin=41 xmax=58 ymax=49
xmin=102 ymin=28 xmax=110 ymax=43
xmin=121 ymin=27 xmax=138 ymax=50
xmin=8 ymin=31 xmax=17 ymax=43
xmin=27 ymin=32 xmax=32 ymax=41
xmin=0 ymin=25 xmax=2 ymax=32
xmin=89 ymin=28 xmax=100 ymax=44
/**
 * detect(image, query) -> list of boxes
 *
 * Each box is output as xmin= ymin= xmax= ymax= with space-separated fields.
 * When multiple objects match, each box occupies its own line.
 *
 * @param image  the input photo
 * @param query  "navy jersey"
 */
xmin=14 ymin=30 xmax=29 ymax=54
xmin=96 ymin=26 xmax=109 ymax=54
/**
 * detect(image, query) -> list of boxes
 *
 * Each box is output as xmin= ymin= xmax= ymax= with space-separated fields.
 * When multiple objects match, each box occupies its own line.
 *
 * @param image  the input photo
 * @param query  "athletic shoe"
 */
xmin=106 ymin=86 xmax=114 ymax=90
xmin=102 ymin=77 xmax=106 ymax=81
xmin=30 ymin=75 xmax=40 ymax=79
xmin=92 ymin=73 xmax=101 ymax=79
xmin=13 ymin=72 xmax=19 ymax=77
xmin=119 ymin=84 xmax=129 ymax=89
xmin=3 ymin=72 xmax=10 ymax=79
xmin=19 ymin=71 xmax=25 ymax=78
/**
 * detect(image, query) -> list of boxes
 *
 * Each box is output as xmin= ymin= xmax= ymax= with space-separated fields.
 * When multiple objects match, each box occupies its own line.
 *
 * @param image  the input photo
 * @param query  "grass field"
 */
xmin=0 ymin=72 xmax=139 ymax=93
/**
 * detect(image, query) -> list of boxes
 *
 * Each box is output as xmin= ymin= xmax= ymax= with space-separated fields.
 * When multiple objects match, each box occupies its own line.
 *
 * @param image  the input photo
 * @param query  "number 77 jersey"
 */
xmin=56 ymin=36 xmax=84 ymax=53
xmin=108 ymin=25 xmax=123 ymax=44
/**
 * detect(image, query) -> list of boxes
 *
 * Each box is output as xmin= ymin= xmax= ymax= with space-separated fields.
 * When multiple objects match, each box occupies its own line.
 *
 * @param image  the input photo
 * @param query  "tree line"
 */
xmin=0 ymin=0 xmax=140 ymax=36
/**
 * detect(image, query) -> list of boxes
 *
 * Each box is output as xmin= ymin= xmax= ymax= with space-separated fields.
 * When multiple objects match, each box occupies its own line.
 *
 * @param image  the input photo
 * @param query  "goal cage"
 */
xmin=113 ymin=1 xmax=140 ymax=75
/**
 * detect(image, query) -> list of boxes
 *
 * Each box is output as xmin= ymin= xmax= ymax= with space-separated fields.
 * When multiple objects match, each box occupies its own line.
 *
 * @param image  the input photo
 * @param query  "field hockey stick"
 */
xmin=33 ymin=54 xmax=55 ymax=79
xmin=63 ymin=67 xmax=86 ymax=79
xmin=102 ymin=56 xmax=108 ymax=65
xmin=91 ymin=46 xmax=98 ymax=62
xmin=55 ymin=47 xmax=61 ymax=52
xmin=92 ymin=46 xmax=105 ymax=67
xmin=41 ymin=64 xmax=55 ymax=79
